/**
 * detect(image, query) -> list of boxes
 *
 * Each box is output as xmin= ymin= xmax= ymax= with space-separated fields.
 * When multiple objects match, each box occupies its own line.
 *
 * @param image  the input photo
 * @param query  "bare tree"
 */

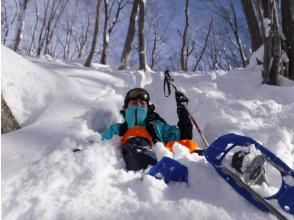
xmin=43 ymin=0 xmax=69 ymax=56
xmin=210 ymin=0 xmax=248 ymax=67
xmin=241 ymin=0 xmax=262 ymax=52
xmin=119 ymin=0 xmax=139 ymax=70
xmin=72 ymin=16 xmax=91 ymax=59
xmin=11 ymin=0 xmax=30 ymax=51
xmin=180 ymin=0 xmax=189 ymax=71
xmin=36 ymin=0 xmax=69 ymax=57
xmin=36 ymin=0 xmax=50 ymax=56
xmin=1 ymin=0 xmax=9 ymax=45
xmin=145 ymin=1 xmax=169 ymax=70
xmin=193 ymin=19 xmax=213 ymax=72
xmin=84 ymin=0 xmax=103 ymax=67
xmin=100 ymin=0 xmax=127 ymax=64
xmin=28 ymin=0 xmax=39 ymax=55
xmin=256 ymin=0 xmax=281 ymax=85
xmin=59 ymin=0 xmax=81 ymax=60
xmin=138 ymin=0 xmax=147 ymax=70
xmin=281 ymin=0 xmax=294 ymax=80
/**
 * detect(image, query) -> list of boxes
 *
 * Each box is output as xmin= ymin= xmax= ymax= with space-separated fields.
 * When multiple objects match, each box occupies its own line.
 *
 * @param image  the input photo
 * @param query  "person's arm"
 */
xmin=72 ymin=123 xmax=121 ymax=153
xmin=153 ymin=120 xmax=181 ymax=144
xmin=176 ymin=91 xmax=193 ymax=140
xmin=100 ymin=123 xmax=121 ymax=140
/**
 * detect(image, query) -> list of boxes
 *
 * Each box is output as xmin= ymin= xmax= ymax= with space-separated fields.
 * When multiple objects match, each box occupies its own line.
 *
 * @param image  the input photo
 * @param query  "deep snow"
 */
xmin=2 ymin=46 xmax=294 ymax=220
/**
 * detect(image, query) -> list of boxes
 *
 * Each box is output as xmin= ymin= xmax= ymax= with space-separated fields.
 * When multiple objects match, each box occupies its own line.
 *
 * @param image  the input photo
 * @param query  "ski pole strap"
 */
xmin=164 ymin=70 xmax=177 ymax=97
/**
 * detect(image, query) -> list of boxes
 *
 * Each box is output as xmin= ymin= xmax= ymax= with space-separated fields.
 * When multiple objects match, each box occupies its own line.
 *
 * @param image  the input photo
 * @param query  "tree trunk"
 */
xmin=1 ymin=0 xmax=9 ymax=45
xmin=84 ymin=0 xmax=103 ymax=67
xmin=36 ymin=0 xmax=50 ymax=56
xmin=281 ymin=0 xmax=294 ymax=80
xmin=193 ymin=19 xmax=213 ymax=72
xmin=241 ymin=0 xmax=262 ymax=52
xmin=28 ymin=0 xmax=39 ymax=55
xmin=262 ymin=0 xmax=273 ymax=84
xmin=180 ymin=0 xmax=189 ymax=71
xmin=138 ymin=0 xmax=147 ymax=71
xmin=1 ymin=95 xmax=20 ymax=134
xmin=100 ymin=0 xmax=109 ymax=65
xmin=12 ymin=0 xmax=30 ymax=51
xmin=261 ymin=0 xmax=281 ymax=85
xmin=150 ymin=27 xmax=158 ymax=69
xmin=268 ymin=2 xmax=281 ymax=85
xmin=44 ymin=0 xmax=69 ymax=56
xmin=119 ymin=0 xmax=139 ymax=70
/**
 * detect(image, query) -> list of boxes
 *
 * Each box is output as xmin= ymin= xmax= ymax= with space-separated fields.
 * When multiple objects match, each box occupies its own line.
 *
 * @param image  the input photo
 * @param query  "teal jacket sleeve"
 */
xmin=100 ymin=123 xmax=121 ymax=140
xmin=153 ymin=120 xmax=181 ymax=144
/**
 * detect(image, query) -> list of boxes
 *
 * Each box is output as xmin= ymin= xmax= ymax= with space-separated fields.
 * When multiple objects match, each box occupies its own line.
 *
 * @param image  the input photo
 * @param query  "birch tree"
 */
xmin=138 ymin=0 xmax=147 ymax=70
xmin=100 ymin=0 xmax=127 ymax=64
xmin=119 ymin=0 xmax=139 ymax=70
xmin=241 ymin=0 xmax=262 ymax=52
xmin=35 ymin=0 xmax=69 ymax=56
xmin=11 ymin=0 xmax=30 ymax=51
xmin=84 ymin=0 xmax=103 ymax=67
xmin=28 ymin=0 xmax=39 ymax=55
xmin=145 ymin=0 xmax=169 ymax=70
xmin=281 ymin=0 xmax=294 ymax=80
xmin=180 ymin=0 xmax=189 ymax=71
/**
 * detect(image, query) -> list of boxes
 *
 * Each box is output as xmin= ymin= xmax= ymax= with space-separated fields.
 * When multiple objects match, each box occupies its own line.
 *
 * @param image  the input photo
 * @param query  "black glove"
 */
xmin=145 ymin=105 xmax=166 ymax=143
xmin=175 ymin=91 xmax=192 ymax=140
xmin=146 ymin=104 xmax=156 ymax=124
xmin=175 ymin=91 xmax=189 ymax=106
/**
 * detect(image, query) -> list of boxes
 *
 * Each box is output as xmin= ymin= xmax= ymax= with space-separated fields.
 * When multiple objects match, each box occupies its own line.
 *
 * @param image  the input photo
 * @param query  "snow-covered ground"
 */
xmin=2 ymin=46 xmax=294 ymax=220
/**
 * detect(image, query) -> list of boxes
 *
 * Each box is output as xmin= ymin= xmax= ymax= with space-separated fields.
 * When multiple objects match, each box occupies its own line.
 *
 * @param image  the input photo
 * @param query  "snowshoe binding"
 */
xmin=232 ymin=151 xmax=267 ymax=185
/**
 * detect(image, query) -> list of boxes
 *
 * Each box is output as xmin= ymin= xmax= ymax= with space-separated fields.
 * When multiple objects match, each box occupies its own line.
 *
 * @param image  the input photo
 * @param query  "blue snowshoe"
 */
xmin=147 ymin=156 xmax=188 ymax=184
xmin=204 ymin=133 xmax=294 ymax=220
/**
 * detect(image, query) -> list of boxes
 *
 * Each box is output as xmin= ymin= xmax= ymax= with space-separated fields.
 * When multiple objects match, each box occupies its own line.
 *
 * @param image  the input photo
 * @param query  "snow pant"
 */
xmin=121 ymin=137 xmax=157 ymax=171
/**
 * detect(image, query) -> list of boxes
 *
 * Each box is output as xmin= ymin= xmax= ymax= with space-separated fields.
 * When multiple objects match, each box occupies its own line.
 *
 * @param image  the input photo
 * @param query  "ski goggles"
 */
xmin=126 ymin=88 xmax=150 ymax=101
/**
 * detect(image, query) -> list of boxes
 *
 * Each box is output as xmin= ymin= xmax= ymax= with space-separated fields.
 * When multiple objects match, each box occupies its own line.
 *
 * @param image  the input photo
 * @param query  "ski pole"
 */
xmin=163 ymin=70 xmax=209 ymax=149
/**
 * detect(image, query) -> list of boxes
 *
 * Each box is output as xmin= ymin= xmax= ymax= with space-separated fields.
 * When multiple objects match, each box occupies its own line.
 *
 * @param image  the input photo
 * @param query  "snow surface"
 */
xmin=2 ymin=46 xmax=294 ymax=220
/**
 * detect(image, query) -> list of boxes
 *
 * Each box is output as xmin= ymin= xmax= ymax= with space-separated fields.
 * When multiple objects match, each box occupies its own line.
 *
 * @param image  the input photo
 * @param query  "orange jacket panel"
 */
xmin=165 ymin=139 xmax=198 ymax=153
xmin=120 ymin=126 xmax=153 ymax=145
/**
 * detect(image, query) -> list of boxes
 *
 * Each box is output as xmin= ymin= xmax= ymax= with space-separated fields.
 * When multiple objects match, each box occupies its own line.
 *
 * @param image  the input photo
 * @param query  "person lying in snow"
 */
xmin=101 ymin=88 xmax=198 ymax=171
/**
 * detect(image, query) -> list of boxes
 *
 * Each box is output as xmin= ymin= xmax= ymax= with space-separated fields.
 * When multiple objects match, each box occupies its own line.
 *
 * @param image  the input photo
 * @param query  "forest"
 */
xmin=2 ymin=0 xmax=294 ymax=84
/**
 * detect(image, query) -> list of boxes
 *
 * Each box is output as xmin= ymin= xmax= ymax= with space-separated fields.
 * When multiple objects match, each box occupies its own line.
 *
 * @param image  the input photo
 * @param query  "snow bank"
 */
xmin=1 ymin=46 xmax=69 ymax=125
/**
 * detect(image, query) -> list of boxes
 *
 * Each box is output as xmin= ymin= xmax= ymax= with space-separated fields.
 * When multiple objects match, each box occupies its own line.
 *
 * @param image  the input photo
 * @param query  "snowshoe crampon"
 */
xmin=204 ymin=133 xmax=294 ymax=220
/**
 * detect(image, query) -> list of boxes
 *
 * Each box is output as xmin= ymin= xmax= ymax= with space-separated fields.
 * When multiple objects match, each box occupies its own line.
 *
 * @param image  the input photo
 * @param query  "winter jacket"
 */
xmin=101 ymin=106 xmax=181 ymax=144
xmin=101 ymin=120 xmax=180 ymax=144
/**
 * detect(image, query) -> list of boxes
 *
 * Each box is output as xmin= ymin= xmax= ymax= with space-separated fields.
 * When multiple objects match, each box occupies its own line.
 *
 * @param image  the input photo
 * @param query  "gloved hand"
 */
xmin=175 ymin=91 xmax=190 ymax=122
xmin=175 ymin=91 xmax=189 ymax=106
xmin=145 ymin=105 xmax=164 ymax=143
xmin=175 ymin=91 xmax=192 ymax=140
xmin=146 ymin=104 xmax=156 ymax=124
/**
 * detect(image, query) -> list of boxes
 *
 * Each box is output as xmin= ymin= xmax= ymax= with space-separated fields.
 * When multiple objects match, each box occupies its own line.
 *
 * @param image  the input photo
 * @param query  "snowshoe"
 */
xmin=204 ymin=133 xmax=294 ymax=220
xmin=147 ymin=156 xmax=188 ymax=184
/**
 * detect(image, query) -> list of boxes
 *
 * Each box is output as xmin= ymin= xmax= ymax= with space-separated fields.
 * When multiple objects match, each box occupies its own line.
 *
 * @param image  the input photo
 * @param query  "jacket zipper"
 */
xmin=135 ymin=108 xmax=138 ymax=125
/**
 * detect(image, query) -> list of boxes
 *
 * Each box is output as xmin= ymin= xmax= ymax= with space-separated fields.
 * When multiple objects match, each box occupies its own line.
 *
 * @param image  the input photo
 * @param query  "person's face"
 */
xmin=127 ymin=99 xmax=148 ymax=108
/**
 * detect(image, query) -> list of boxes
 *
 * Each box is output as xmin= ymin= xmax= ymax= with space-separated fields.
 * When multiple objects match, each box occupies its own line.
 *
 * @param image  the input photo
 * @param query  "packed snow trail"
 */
xmin=2 ymin=47 xmax=294 ymax=220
